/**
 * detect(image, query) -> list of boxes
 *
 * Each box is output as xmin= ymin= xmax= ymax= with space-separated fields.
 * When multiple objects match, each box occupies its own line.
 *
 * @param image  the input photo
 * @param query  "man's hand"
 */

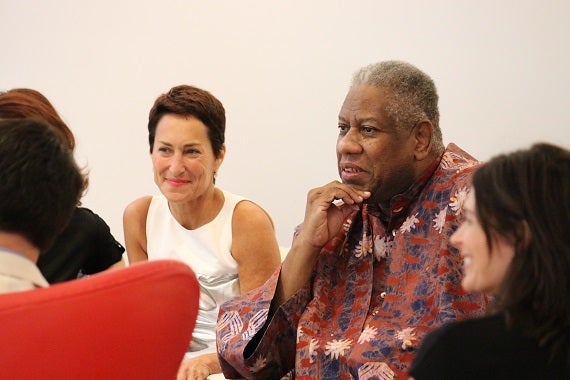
xmin=297 ymin=180 xmax=370 ymax=250
xmin=275 ymin=181 xmax=370 ymax=307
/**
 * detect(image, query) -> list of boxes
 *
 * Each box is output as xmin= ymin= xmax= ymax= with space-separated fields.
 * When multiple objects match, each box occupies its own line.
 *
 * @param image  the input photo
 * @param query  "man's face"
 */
xmin=337 ymin=84 xmax=418 ymax=206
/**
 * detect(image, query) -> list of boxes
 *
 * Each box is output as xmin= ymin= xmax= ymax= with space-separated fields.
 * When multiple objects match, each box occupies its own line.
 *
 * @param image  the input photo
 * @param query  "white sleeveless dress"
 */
xmin=146 ymin=190 xmax=244 ymax=356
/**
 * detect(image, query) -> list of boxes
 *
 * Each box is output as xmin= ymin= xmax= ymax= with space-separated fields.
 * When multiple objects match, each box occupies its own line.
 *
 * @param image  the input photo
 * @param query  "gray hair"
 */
xmin=351 ymin=60 xmax=443 ymax=150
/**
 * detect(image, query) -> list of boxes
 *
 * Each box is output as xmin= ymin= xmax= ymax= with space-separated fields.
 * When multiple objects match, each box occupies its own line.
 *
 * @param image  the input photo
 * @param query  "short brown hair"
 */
xmin=147 ymin=85 xmax=225 ymax=157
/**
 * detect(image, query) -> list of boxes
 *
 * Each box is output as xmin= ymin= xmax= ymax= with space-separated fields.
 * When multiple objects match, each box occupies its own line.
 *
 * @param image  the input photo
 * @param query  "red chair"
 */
xmin=0 ymin=259 xmax=199 ymax=379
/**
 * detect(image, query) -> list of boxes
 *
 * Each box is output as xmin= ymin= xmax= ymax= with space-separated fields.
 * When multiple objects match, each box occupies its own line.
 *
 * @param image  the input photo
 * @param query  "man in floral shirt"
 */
xmin=217 ymin=60 xmax=488 ymax=379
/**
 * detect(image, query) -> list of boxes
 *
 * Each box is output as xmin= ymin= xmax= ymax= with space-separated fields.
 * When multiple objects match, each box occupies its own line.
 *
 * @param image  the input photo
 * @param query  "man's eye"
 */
xmin=362 ymin=126 xmax=375 ymax=133
xmin=338 ymin=124 xmax=349 ymax=133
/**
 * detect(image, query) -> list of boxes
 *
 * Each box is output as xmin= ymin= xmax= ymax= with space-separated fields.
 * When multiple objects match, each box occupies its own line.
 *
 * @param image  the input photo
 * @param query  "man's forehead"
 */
xmin=343 ymin=84 xmax=388 ymax=104
xmin=338 ymin=86 xmax=389 ymax=121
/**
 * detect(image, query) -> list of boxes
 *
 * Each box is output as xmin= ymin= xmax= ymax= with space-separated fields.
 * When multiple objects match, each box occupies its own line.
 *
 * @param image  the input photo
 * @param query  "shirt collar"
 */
xmin=0 ymin=248 xmax=49 ymax=289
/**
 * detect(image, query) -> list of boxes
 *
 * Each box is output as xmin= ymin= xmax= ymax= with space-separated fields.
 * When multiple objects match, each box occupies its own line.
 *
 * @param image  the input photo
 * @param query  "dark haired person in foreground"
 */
xmin=0 ymin=118 xmax=84 ymax=293
xmin=409 ymin=142 xmax=570 ymax=379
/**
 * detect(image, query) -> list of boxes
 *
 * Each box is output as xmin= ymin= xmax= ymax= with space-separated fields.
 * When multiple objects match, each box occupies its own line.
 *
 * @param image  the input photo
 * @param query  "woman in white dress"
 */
xmin=123 ymin=85 xmax=282 ymax=380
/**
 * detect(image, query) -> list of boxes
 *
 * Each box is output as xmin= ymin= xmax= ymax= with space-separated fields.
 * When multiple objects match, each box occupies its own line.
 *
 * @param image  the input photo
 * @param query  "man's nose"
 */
xmin=337 ymin=128 xmax=362 ymax=154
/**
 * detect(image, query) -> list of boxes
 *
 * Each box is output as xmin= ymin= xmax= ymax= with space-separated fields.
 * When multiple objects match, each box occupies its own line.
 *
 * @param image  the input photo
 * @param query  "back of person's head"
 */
xmin=0 ymin=118 xmax=85 ymax=252
xmin=472 ymin=142 xmax=570 ymax=361
xmin=147 ymin=85 xmax=226 ymax=157
xmin=0 ymin=88 xmax=75 ymax=150
xmin=351 ymin=60 xmax=443 ymax=151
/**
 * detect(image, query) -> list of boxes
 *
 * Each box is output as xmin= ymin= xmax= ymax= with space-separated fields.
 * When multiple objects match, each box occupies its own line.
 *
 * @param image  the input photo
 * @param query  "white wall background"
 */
xmin=1 ymin=1 xmax=569 ymax=249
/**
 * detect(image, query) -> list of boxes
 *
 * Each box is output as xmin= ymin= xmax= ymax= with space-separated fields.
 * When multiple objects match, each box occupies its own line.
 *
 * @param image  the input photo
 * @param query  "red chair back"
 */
xmin=0 ymin=260 xmax=199 ymax=379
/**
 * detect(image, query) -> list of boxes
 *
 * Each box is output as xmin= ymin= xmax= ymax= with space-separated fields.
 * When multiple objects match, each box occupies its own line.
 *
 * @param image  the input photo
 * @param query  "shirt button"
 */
xmin=380 ymin=292 xmax=387 ymax=299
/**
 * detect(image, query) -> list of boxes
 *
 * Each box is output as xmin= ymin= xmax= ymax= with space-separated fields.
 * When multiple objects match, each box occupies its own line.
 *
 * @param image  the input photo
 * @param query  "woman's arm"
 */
xmin=122 ymin=196 xmax=152 ymax=264
xmin=177 ymin=201 xmax=281 ymax=380
xmin=231 ymin=200 xmax=281 ymax=294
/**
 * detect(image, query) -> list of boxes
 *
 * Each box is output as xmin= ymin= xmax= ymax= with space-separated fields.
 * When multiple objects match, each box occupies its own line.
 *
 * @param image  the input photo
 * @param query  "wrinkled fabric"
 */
xmin=36 ymin=207 xmax=124 ymax=283
xmin=217 ymin=144 xmax=488 ymax=379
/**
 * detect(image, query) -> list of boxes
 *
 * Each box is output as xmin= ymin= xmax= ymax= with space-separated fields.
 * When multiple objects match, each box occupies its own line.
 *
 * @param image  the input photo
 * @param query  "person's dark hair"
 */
xmin=472 ymin=142 xmax=570 ymax=363
xmin=351 ymin=60 xmax=444 ymax=152
xmin=0 ymin=88 xmax=76 ymax=150
xmin=147 ymin=85 xmax=225 ymax=157
xmin=0 ymin=118 xmax=85 ymax=251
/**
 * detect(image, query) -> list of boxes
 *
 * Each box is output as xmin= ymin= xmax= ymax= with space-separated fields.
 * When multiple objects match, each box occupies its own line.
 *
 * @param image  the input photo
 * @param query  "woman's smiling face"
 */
xmin=151 ymin=113 xmax=224 ymax=204
xmin=450 ymin=190 xmax=515 ymax=294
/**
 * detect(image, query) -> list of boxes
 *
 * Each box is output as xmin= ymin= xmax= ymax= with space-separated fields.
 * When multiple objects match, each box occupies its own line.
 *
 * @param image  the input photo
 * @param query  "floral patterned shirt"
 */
xmin=217 ymin=144 xmax=489 ymax=379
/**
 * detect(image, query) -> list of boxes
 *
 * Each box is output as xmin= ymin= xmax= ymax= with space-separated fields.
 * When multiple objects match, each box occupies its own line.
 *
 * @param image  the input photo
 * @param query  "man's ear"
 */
xmin=413 ymin=120 xmax=433 ymax=161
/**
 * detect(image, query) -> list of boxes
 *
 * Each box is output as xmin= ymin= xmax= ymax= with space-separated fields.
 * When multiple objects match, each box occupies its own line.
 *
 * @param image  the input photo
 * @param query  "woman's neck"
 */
xmin=168 ymin=187 xmax=224 ymax=230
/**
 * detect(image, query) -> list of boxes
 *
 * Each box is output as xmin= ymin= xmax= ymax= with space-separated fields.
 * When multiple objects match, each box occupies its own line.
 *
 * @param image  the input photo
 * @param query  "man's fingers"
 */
xmin=308 ymin=181 xmax=370 ymax=206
